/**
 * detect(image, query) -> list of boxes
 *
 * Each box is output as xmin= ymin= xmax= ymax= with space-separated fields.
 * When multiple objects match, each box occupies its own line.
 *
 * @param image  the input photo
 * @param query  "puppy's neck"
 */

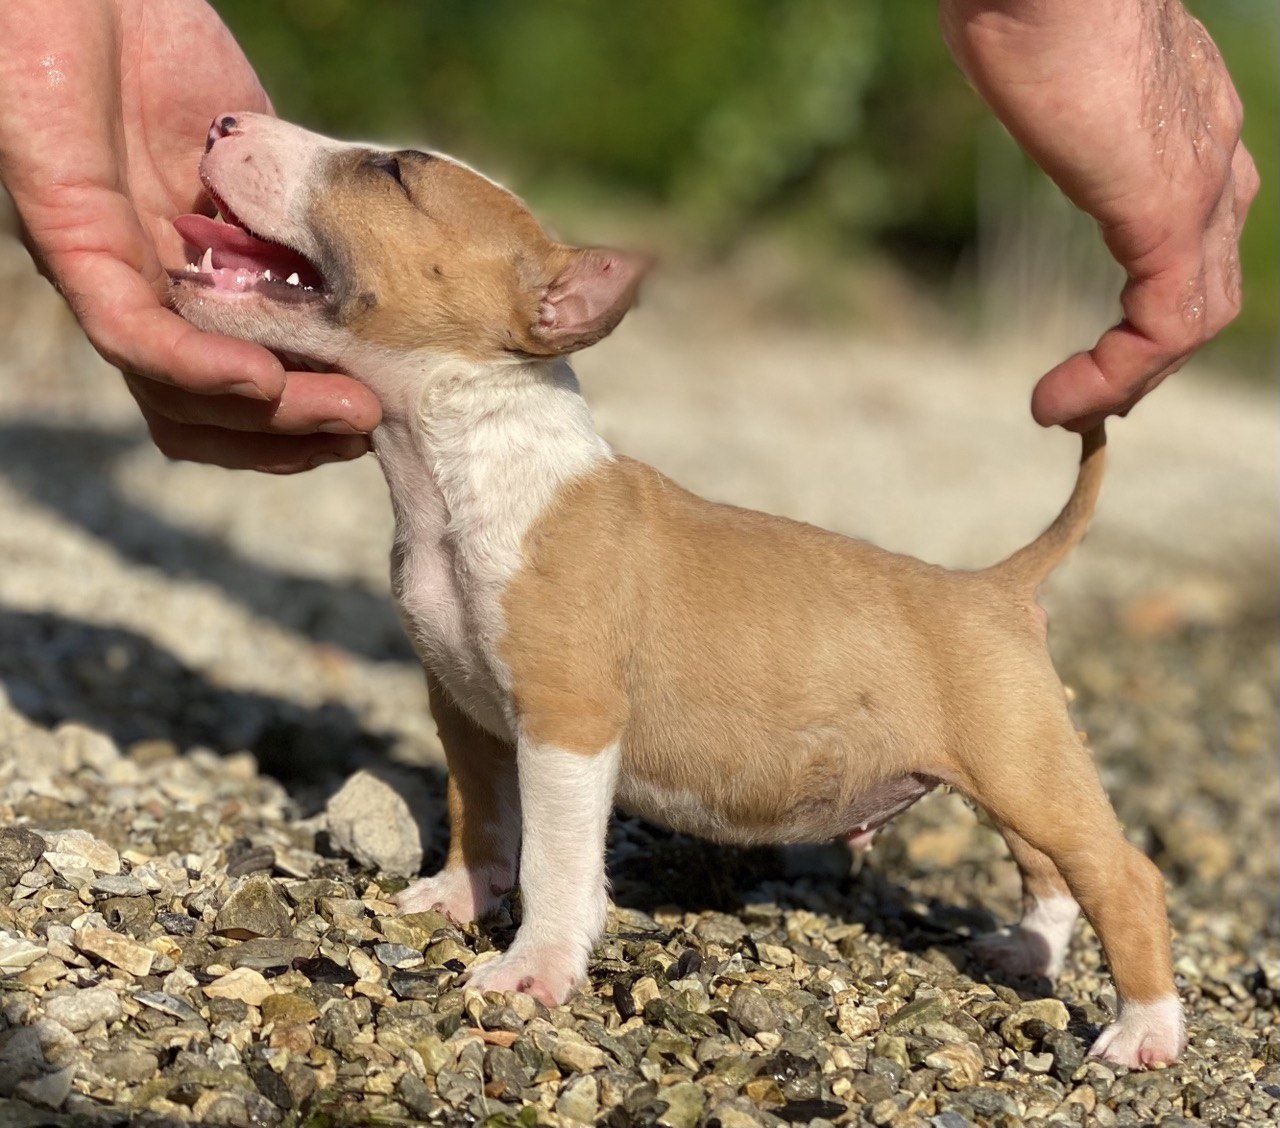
xmin=362 ymin=349 xmax=611 ymax=552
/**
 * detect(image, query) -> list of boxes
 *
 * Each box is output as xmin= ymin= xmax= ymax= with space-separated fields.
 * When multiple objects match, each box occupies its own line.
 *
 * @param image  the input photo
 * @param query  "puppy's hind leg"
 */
xmin=958 ymin=715 xmax=1184 ymax=1069
xmin=972 ymin=827 xmax=1079 ymax=978
xmin=396 ymin=675 xmax=519 ymax=923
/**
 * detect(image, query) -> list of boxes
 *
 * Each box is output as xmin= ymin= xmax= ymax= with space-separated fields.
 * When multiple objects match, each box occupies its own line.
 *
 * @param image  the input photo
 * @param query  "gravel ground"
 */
xmin=0 ymin=232 xmax=1276 ymax=1126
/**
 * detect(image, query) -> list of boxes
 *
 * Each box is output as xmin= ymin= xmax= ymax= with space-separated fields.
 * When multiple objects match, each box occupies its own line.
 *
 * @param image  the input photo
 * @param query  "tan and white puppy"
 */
xmin=170 ymin=113 xmax=1185 ymax=1069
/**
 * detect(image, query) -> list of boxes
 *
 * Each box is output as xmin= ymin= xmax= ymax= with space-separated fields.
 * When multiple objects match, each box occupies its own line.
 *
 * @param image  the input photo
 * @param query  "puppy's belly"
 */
xmin=614 ymin=768 xmax=934 ymax=846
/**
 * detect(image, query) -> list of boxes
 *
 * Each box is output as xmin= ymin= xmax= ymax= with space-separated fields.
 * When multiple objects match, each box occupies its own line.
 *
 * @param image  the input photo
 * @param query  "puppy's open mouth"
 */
xmin=170 ymin=192 xmax=327 ymax=304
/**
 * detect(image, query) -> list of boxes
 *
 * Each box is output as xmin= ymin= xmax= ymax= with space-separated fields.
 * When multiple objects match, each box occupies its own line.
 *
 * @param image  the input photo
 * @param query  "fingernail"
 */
xmin=317 ymin=420 xmax=363 ymax=434
xmin=229 ymin=381 xmax=273 ymax=401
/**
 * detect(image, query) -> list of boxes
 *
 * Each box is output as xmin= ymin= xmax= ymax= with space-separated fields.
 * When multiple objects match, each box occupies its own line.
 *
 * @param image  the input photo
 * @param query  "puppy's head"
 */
xmin=170 ymin=113 xmax=648 ymax=370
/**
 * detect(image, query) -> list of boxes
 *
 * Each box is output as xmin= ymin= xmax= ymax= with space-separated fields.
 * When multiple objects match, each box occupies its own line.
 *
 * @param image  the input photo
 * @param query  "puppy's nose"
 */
xmin=205 ymin=115 xmax=240 ymax=152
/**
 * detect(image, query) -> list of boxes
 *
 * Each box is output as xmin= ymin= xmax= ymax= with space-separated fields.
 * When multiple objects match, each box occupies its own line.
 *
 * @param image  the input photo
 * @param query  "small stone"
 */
xmin=42 ymin=986 xmax=122 ymax=1032
xmin=203 ymin=967 xmax=275 ymax=1006
xmin=423 ymin=938 xmax=470 ymax=968
xmin=374 ymin=942 xmax=423 ymax=968
xmin=885 ymin=995 xmax=949 ymax=1032
xmin=134 ymin=991 xmax=202 ymax=1023
xmin=74 ymin=927 xmax=154 ymax=976
xmin=556 ymin=1074 xmax=599 ymax=1122
xmin=708 ymin=1101 xmax=765 ymax=1128
xmin=214 ymin=877 xmax=293 ymax=939
xmin=39 ymin=829 xmax=120 ymax=874
xmin=157 ymin=912 xmax=199 ymax=937
xmin=632 ymin=976 xmax=662 ymax=1009
xmin=725 ymin=986 xmax=781 ymax=1035
xmin=90 ymin=873 xmax=147 ymax=898
xmin=54 ymin=722 xmax=120 ymax=771
xmin=97 ymin=1050 xmax=160 ymax=1084
xmin=376 ymin=910 xmax=450 ymax=949
xmin=1024 ymin=1049 xmax=1054 ymax=1073
xmin=551 ymin=1036 xmax=606 ymax=1073
xmin=924 ymin=1042 xmax=984 ymax=1089
xmin=14 ymin=1065 xmax=74 ymax=1109
xmin=261 ymin=993 xmax=320 ymax=1025
xmin=1000 ymin=997 xmax=1070 ymax=1047
xmin=324 ymin=770 xmax=423 ymax=876
xmin=0 ymin=828 xmax=45 ymax=887
xmin=837 ymin=1002 xmax=881 ymax=1038
xmin=0 ymin=931 xmax=47 ymax=972
xmin=221 ymin=936 xmax=316 ymax=972
xmin=657 ymin=1080 xmax=706 ymax=1128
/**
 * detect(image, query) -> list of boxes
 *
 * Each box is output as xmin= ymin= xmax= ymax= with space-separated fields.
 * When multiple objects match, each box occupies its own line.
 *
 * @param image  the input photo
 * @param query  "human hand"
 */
xmin=941 ymin=0 xmax=1259 ymax=430
xmin=0 ymin=0 xmax=381 ymax=471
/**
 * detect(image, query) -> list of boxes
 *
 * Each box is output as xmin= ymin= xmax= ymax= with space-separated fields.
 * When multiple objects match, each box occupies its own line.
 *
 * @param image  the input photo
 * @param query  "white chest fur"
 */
xmin=369 ymin=354 xmax=610 ymax=740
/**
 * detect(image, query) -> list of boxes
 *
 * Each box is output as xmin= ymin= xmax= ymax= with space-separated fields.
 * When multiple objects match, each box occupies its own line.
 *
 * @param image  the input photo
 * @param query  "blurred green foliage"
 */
xmin=214 ymin=0 xmax=1274 ymax=353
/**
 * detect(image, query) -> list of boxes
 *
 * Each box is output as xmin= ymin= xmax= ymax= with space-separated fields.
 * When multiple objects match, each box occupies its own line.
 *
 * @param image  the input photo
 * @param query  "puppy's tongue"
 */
xmin=173 ymin=213 xmax=317 ymax=281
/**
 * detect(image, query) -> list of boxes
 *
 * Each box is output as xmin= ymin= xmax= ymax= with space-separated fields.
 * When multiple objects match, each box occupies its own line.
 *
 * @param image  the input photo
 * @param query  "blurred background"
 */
xmin=0 ymin=0 xmax=1274 ymax=976
xmin=212 ymin=0 xmax=1277 ymax=364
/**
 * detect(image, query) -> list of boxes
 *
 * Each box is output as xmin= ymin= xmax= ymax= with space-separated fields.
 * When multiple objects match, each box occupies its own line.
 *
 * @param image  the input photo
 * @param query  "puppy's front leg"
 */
xmin=465 ymin=731 xmax=620 ymax=1007
xmin=396 ymin=676 xmax=519 ymax=923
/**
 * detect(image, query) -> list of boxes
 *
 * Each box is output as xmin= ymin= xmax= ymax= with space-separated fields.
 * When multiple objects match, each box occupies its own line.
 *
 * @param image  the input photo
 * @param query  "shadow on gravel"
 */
xmin=0 ymin=421 xmax=415 ymax=663
xmin=605 ymin=826 xmax=1049 ymax=999
xmin=0 ymin=607 xmax=396 ymax=791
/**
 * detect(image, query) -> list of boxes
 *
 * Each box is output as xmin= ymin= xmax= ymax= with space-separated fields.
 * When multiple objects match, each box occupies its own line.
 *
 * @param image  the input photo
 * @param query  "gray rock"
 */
xmin=53 ymin=722 xmax=120 ymax=771
xmin=214 ymin=877 xmax=293 ymax=939
xmin=725 ymin=986 xmax=781 ymax=1036
xmin=38 ymin=829 xmax=121 ymax=874
xmin=134 ymin=991 xmax=203 ymax=1023
xmin=323 ymin=770 xmax=422 ymax=876
xmin=13 ymin=1066 xmax=74 ymax=1110
xmin=221 ymin=936 xmax=316 ymax=972
xmin=42 ymin=986 xmax=122 ymax=1032
xmin=0 ymin=828 xmax=44 ymax=887
xmin=90 ymin=873 xmax=147 ymax=898
xmin=96 ymin=1049 xmax=160 ymax=1084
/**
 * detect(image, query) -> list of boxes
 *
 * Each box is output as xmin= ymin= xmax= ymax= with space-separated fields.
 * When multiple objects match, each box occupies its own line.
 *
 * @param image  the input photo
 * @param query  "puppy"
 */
xmin=170 ymin=113 xmax=1185 ymax=1068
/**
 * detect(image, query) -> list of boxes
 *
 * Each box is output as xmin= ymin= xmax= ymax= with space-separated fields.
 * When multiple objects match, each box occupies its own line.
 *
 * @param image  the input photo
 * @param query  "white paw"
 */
xmin=972 ymin=926 xmax=1062 ymax=978
xmin=464 ymin=945 xmax=585 ymax=1008
xmin=1088 ymin=996 xmax=1186 ymax=1069
xmin=973 ymin=895 xmax=1077 ymax=978
xmin=394 ymin=865 xmax=511 ymax=924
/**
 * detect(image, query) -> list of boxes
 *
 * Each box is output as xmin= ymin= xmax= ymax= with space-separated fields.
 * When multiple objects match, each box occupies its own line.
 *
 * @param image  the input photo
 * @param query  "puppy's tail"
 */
xmin=988 ymin=423 xmax=1106 ymax=590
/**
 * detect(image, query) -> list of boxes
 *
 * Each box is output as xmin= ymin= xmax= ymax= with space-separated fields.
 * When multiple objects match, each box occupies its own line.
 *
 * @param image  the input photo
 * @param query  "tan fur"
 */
xmin=305 ymin=149 xmax=580 ymax=358
xmin=500 ymin=452 xmax=1174 ymax=1002
xmin=992 ymin=423 xmax=1107 ymax=589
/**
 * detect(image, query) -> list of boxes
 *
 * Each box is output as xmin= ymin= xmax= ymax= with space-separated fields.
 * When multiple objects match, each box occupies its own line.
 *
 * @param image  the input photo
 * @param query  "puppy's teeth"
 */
xmin=263 ymin=270 xmax=273 ymax=282
xmin=286 ymin=273 xmax=300 ymax=286
xmin=200 ymin=248 xmax=214 ymax=273
xmin=184 ymin=263 xmax=198 ymax=273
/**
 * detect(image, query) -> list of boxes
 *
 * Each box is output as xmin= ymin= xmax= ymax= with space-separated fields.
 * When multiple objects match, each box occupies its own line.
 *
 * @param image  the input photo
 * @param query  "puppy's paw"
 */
xmin=971 ymin=926 xmax=1060 ymax=978
xmin=394 ymin=865 xmax=511 ymax=924
xmin=464 ymin=946 xmax=584 ymax=1008
xmin=1088 ymin=996 xmax=1186 ymax=1069
xmin=972 ymin=895 xmax=1077 ymax=979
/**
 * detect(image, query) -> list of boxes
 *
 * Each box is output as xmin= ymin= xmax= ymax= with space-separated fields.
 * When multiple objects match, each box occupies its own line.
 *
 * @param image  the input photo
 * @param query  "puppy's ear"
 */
xmin=523 ymin=246 xmax=651 ymax=355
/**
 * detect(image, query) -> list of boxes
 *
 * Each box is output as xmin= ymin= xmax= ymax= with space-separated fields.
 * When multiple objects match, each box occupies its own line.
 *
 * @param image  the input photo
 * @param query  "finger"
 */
xmin=128 ymin=370 xmax=382 ymax=435
xmin=141 ymin=412 xmax=371 ymax=474
xmin=1030 ymin=253 xmax=1215 ymax=429
xmin=56 ymin=250 xmax=286 ymax=398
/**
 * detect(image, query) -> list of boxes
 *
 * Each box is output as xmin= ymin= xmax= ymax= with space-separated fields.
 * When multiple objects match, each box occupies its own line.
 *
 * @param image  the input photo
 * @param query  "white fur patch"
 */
xmin=1089 ymin=994 xmax=1186 ymax=1069
xmin=466 ymin=739 xmax=619 ymax=1004
xmin=972 ymin=893 xmax=1079 ymax=978
xmin=369 ymin=353 xmax=610 ymax=737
